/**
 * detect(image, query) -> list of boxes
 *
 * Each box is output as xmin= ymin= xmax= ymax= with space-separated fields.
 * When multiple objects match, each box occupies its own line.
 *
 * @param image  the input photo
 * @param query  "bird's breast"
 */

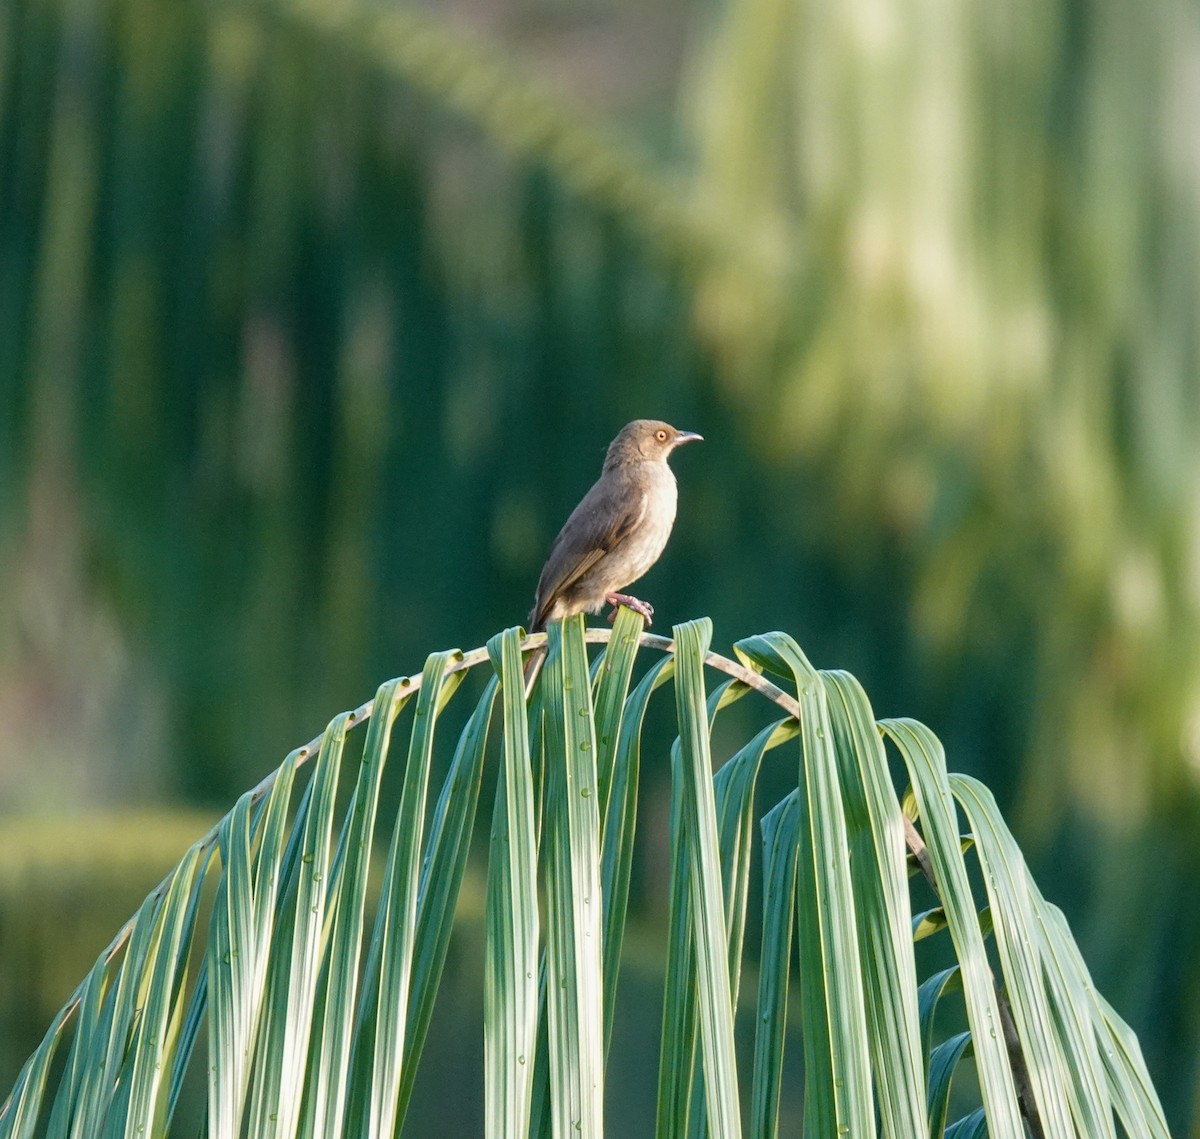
xmin=620 ymin=465 xmax=677 ymax=579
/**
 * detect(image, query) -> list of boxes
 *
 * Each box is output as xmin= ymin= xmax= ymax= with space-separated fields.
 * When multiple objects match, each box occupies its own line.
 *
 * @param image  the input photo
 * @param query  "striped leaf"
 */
xmin=0 ymin=623 xmax=1166 ymax=1139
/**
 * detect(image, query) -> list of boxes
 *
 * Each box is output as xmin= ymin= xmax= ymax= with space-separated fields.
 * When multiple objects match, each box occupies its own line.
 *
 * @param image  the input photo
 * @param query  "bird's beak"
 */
xmin=673 ymin=431 xmax=703 ymax=446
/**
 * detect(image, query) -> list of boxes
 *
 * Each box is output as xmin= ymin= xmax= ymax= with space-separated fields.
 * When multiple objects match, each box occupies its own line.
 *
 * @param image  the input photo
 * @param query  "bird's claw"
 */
xmin=605 ymin=593 xmax=654 ymax=626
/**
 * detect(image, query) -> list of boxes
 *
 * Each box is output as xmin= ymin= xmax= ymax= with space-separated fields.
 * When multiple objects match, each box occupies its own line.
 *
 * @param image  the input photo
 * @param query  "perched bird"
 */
xmin=529 ymin=419 xmax=702 ymax=633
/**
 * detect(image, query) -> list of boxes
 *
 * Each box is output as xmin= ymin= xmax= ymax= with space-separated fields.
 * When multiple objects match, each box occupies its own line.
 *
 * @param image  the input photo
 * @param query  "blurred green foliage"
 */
xmin=1 ymin=0 xmax=1198 ymax=1129
xmin=0 ymin=814 xmax=215 ymax=1083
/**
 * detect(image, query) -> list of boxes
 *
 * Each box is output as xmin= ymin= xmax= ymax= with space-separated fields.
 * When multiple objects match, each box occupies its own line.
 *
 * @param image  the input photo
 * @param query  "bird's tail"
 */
xmin=523 ymin=607 xmax=549 ymax=696
xmin=522 ymin=643 xmax=546 ymax=698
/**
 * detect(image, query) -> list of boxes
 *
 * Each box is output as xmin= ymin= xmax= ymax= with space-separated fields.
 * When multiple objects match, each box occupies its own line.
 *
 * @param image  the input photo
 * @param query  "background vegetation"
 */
xmin=1 ymin=0 xmax=1198 ymax=1129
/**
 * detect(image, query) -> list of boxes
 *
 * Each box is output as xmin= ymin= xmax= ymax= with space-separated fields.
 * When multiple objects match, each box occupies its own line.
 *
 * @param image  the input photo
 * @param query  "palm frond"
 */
xmin=0 ymin=615 xmax=1171 ymax=1136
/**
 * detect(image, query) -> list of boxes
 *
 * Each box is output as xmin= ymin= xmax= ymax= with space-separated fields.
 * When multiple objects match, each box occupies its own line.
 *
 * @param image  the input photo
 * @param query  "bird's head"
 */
xmin=604 ymin=420 xmax=703 ymax=469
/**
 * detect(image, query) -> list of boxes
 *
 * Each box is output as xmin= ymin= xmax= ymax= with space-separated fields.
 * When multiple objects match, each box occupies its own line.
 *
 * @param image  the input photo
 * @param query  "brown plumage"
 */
xmin=529 ymin=420 xmax=702 ymax=632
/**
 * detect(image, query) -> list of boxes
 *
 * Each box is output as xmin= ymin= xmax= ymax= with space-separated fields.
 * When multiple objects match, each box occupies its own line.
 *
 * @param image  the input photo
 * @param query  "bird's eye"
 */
xmin=655 ymin=429 xmax=668 ymax=442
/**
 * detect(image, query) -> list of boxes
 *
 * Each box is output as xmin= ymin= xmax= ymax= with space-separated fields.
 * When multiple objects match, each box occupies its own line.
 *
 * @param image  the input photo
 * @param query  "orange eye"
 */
xmin=655 ymin=429 xmax=668 ymax=442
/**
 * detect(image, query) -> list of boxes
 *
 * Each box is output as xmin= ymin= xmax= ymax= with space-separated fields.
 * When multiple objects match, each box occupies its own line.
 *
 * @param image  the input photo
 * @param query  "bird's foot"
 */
xmin=605 ymin=593 xmax=654 ymax=626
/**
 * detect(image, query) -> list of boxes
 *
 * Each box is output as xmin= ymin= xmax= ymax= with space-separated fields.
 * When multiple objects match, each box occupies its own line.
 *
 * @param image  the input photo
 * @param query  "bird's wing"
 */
xmin=532 ymin=472 xmax=647 ymax=626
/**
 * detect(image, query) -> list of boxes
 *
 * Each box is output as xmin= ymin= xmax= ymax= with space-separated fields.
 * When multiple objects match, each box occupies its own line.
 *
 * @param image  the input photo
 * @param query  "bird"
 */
xmin=528 ymin=419 xmax=702 ymax=633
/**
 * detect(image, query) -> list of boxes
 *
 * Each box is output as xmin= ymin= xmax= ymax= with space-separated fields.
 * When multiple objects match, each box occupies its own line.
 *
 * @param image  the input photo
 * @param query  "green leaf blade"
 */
xmin=483 ymin=628 xmax=541 ymax=1137
xmin=673 ymin=618 xmax=742 ymax=1139
xmin=950 ymin=774 xmax=1094 ymax=1137
xmin=366 ymin=651 xmax=463 ymax=1139
xmin=735 ymin=633 xmax=874 ymax=1138
xmin=542 ymin=616 xmax=606 ymax=1139
xmin=823 ymin=669 xmax=929 ymax=1138
xmin=749 ymin=790 xmax=801 ymax=1139
xmin=879 ymin=718 xmax=1023 ymax=1139
xmin=247 ymin=713 xmax=350 ymax=1139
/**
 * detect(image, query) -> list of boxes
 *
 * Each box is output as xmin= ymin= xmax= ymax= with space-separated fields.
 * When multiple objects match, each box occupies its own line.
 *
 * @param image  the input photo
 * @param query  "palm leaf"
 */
xmin=0 ymin=621 xmax=1167 ymax=1138
xmin=879 ymin=719 xmax=1024 ymax=1137
xmin=482 ymin=628 xmax=540 ymax=1137
xmin=736 ymin=634 xmax=875 ymax=1136
xmin=748 ymin=790 xmax=801 ymax=1138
